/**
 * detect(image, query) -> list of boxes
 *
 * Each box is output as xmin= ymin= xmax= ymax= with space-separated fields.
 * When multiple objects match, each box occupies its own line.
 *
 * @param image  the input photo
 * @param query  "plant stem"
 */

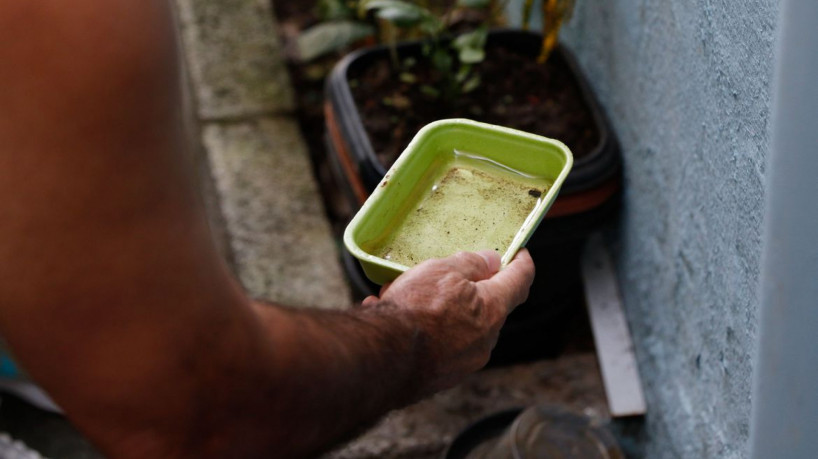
xmin=490 ymin=0 xmax=514 ymax=26
xmin=522 ymin=0 xmax=535 ymax=30
xmin=538 ymin=0 xmax=575 ymax=63
xmin=383 ymin=20 xmax=399 ymax=68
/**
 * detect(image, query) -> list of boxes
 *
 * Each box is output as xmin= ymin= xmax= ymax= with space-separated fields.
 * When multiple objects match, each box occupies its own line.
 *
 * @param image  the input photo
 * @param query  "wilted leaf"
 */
xmin=391 ymin=94 xmax=412 ymax=109
xmin=296 ymin=21 xmax=375 ymax=61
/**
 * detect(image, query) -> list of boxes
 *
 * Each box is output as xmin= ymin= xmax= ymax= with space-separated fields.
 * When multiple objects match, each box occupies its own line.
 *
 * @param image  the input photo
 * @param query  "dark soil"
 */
xmin=350 ymin=45 xmax=600 ymax=169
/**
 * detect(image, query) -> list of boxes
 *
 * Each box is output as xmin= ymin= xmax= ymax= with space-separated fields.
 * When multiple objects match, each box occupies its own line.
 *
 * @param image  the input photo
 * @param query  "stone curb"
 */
xmin=175 ymin=0 xmax=295 ymax=120
xmin=174 ymin=0 xmax=352 ymax=308
xmin=203 ymin=118 xmax=351 ymax=308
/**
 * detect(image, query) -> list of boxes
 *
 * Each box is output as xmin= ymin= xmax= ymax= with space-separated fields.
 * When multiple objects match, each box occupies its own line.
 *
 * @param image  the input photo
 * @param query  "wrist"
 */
xmin=357 ymin=302 xmax=437 ymax=401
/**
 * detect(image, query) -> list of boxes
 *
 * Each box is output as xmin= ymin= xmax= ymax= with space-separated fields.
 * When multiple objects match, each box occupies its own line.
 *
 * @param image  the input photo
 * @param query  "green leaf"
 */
xmin=458 ymin=47 xmax=485 ymax=64
xmin=317 ymin=0 xmax=354 ymax=20
xmin=357 ymin=0 xmax=374 ymax=18
xmin=399 ymin=72 xmax=417 ymax=83
xmin=451 ymin=27 xmax=488 ymax=64
xmin=418 ymin=16 xmax=444 ymax=35
xmin=461 ymin=74 xmax=481 ymax=93
xmin=376 ymin=7 xmax=423 ymax=27
xmin=420 ymin=85 xmax=440 ymax=98
xmin=455 ymin=65 xmax=471 ymax=83
xmin=296 ymin=21 xmax=376 ymax=61
xmin=456 ymin=0 xmax=492 ymax=9
xmin=431 ymin=48 xmax=453 ymax=73
xmin=421 ymin=42 xmax=432 ymax=56
xmin=452 ymin=27 xmax=488 ymax=50
xmin=362 ymin=0 xmax=413 ymax=11
xmin=364 ymin=0 xmax=437 ymax=28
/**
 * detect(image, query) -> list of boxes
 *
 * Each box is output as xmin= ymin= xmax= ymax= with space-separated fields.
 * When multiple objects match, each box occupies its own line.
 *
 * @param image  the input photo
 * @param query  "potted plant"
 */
xmin=320 ymin=0 xmax=621 ymax=363
xmin=325 ymin=1 xmax=620 ymax=219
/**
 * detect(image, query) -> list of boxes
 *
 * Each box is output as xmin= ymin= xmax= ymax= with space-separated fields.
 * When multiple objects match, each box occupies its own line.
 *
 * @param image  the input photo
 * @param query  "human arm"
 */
xmin=247 ymin=247 xmax=534 ymax=456
xmin=0 ymin=0 xmax=534 ymax=457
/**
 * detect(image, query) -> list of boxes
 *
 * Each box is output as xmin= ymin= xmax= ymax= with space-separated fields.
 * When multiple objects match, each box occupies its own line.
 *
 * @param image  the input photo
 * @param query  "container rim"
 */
xmin=343 ymin=118 xmax=574 ymax=278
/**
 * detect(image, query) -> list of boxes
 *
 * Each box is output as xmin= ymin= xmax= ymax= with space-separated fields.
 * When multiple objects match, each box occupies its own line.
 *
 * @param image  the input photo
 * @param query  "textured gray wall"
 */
xmin=536 ymin=1 xmax=777 ymax=457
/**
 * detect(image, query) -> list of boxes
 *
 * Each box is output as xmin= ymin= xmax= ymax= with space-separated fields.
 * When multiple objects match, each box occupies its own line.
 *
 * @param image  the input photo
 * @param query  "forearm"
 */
xmin=236 ymin=302 xmax=424 ymax=457
xmin=143 ymin=300 xmax=428 ymax=459
xmin=35 ymin=295 xmax=427 ymax=458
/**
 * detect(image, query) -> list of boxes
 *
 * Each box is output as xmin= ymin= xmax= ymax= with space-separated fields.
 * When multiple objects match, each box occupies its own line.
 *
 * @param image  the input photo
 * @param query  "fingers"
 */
xmin=440 ymin=250 xmax=501 ymax=282
xmin=477 ymin=248 xmax=535 ymax=313
xmin=361 ymin=295 xmax=379 ymax=308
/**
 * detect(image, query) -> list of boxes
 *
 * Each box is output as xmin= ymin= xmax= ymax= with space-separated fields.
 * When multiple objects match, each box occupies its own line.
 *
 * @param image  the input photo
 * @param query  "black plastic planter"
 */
xmin=326 ymin=29 xmax=621 ymax=205
xmin=324 ymin=29 xmax=622 ymax=364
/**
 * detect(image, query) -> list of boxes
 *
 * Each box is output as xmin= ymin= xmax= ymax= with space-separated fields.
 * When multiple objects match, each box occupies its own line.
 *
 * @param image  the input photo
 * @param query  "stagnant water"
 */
xmin=368 ymin=151 xmax=552 ymax=267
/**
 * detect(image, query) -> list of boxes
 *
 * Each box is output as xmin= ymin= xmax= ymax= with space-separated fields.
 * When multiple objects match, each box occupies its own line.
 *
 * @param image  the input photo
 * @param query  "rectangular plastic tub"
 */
xmin=344 ymin=119 xmax=573 ymax=285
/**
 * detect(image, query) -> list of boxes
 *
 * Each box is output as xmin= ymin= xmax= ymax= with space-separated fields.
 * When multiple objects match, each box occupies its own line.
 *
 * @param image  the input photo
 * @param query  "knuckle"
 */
xmin=439 ymin=271 xmax=468 ymax=290
xmin=453 ymin=250 xmax=476 ymax=261
xmin=453 ymin=251 xmax=483 ymax=268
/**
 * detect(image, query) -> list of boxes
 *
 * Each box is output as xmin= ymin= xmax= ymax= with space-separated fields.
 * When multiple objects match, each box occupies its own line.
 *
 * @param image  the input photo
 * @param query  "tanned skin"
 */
xmin=0 ymin=1 xmax=535 ymax=457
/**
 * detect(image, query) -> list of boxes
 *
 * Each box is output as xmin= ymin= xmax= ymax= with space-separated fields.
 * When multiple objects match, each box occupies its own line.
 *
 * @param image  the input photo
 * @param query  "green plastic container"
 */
xmin=344 ymin=119 xmax=573 ymax=285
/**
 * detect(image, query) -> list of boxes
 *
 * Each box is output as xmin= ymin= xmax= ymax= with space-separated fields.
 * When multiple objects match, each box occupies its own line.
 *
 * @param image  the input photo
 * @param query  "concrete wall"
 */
xmin=512 ymin=1 xmax=778 ymax=457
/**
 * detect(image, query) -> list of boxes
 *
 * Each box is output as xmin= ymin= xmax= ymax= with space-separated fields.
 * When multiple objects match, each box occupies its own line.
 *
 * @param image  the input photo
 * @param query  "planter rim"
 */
xmin=326 ymin=28 xmax=621 ymax=194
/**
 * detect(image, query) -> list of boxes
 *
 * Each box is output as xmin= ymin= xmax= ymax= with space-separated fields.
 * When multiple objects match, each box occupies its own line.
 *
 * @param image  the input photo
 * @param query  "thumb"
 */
xmin=477 ymin=248 xmax=535 ymax=313
xmin=441 ymin=250 xmax=501 ymax=282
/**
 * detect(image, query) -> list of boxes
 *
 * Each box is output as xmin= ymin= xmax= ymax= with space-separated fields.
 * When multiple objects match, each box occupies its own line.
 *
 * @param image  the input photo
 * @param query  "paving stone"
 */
xmin=203 ymin=117 xmax=352 ymax=309
xmin=326 ymin=353 xmax=609 ymax=459
xmin=175 ymin=0 xmax=294 ymax=119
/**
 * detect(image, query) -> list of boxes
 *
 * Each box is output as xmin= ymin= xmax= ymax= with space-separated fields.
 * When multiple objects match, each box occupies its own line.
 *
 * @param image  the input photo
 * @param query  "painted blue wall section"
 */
xmin=750 ymin=2 xmax=818 ymax=458
xmin=506 ymin=1 xmax=778 ymax=457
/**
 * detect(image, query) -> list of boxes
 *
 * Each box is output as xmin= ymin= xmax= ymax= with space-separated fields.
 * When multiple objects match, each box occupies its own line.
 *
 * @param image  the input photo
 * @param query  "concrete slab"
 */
xmin=326 ymin=353 xmax=608 ymax=459
xmin=203 ymin=117 xmax=352 ymax=309
xmin=175 ymin=0 xmax=295 ymax=120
